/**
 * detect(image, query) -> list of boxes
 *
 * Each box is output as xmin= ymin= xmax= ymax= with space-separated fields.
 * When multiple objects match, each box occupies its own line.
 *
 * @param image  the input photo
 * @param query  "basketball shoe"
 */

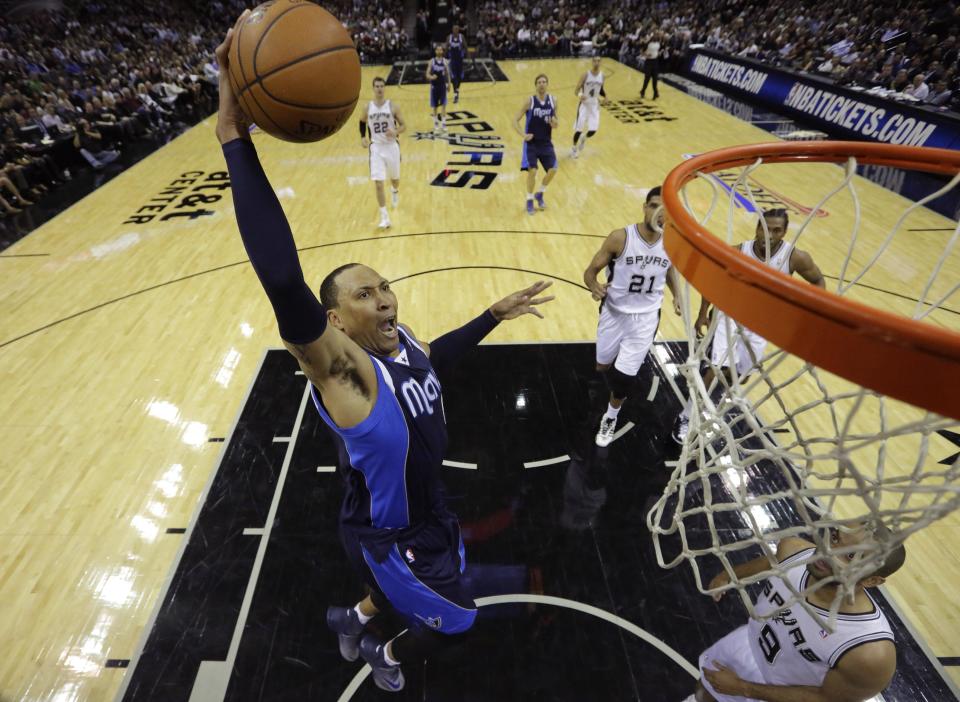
xmin=326 ymin=606 xmax=365 ymax=661
xmin=535 ymin=191 xmax=546 ymax=210
xmin=595 ymin=416 xmax=617 ymax=447
xmin=360 ymin=635 xmax=405 ymax=692
xmin=526 ymin=199 xmax=535 ymax=215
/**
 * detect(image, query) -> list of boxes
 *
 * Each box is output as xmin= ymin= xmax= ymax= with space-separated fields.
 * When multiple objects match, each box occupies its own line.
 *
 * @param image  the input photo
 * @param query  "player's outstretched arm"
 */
xmin=216 ymin=15 xmax=374 ymax=424
xmin=427 ymin=281 xmax=554 ymax=374
xmin=704 ymin=639 xmax=895 ymax=702
xmin=583 ymin=228 xmax=625 ymax=300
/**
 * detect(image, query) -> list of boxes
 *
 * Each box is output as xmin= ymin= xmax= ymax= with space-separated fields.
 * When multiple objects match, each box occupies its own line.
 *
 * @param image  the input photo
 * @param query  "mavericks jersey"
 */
xmin=366 ymin=99 xmax=397 ymax=145
xmin=604 ymin=223 xmax=672 ymax=314
xmin=525 ymin=94 xmax=556 ymax=144
xmin=582 ymin=70 xmax=605 ymax=105
xmin=310 ymin=327 xmax=450 ymax=561
xmin=448 ymin=34 xmax=465 ymax=63
xmin=748 ymin=548 xmax=894 ymax=687
xmin=430 ymin=58 xmax=448 ymax=87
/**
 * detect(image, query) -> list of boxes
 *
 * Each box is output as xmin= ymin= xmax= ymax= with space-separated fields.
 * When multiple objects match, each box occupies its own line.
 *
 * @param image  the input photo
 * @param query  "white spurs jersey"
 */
xmin=367 ymin=99 xmax=397 ymax=145
xmin=581 ymin=70 xmax=605 ymax=105
xmin=741 ymin=238 xmax=793 ymax=273
xmin=748 ymin=548 xmax=894 ymax=688
xmin=715 ymin=239 xmax=793 ymax=335
xmin=604 ymin=223 xmax=672 ymax=314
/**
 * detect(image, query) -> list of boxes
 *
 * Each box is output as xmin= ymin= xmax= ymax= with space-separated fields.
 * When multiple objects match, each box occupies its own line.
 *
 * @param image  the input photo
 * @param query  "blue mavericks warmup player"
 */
xmin=447 ymin=25 xmax=467 ymax=103
xmin=214 ymin=15 xmax=555 ymax=693
xmin=426 ymin=44 xmax=451 ymax=132
xmin=514 ymin=73 xmax=559 ymax=216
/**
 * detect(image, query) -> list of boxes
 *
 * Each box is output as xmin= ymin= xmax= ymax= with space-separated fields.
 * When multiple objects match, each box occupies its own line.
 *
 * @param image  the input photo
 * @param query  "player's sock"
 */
xmin=527 ymin=192 xmax=534 ymax=201
xmin=604 ymin=403 xmax=621 ymax=421
xmin=354 ymin=604 xmax=374 ymax=625
xmin=441 ymin=117 xmax=447 ymax=129
xmin=379 ymin=206 xmax=388 ymax=217
xmin=383 ymin=643 xmax=400 ymax=667
xmin=537 ymin=183 xmax=548 ymax=193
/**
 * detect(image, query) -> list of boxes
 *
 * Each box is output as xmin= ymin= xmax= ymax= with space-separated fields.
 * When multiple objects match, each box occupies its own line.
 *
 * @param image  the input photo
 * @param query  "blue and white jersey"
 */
xmin=448 ymin=34 xmax=465 ymax=64
xmin=311 ymin=327 xmax=449 ymax=560
xmin=429 ymin=57 xmax=448 ymax=88
xmin=525 ymin=94 xmax=556 ymax=144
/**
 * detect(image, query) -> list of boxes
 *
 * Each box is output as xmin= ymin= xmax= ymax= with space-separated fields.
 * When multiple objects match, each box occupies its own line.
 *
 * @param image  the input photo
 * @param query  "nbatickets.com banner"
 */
xmin=686 ymin=50 xmax=960 ymax=149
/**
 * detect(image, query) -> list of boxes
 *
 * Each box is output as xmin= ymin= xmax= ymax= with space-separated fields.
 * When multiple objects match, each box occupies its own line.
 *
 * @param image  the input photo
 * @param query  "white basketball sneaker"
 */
xmin=378 ymin=214 xmax=391 ymax=230
xmin=595 ymin=416 xmax=617 ymax=447
xmin=391 ymin=190 xmax=399 ymax=208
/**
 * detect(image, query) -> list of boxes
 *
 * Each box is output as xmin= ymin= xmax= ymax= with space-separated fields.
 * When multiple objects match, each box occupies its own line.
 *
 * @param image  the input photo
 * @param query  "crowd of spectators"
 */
xmin=468 ymin=0 xmax=960 ymax=111
xmin=0 ymin=0 xmax=239 ymax=219
xmin=0 ymin=0 xmax=414 ymax=225
xmin=3 ymin=0 xmax=959 ymax=225
xmin=327 ymin=0 xmax=407 ymax=65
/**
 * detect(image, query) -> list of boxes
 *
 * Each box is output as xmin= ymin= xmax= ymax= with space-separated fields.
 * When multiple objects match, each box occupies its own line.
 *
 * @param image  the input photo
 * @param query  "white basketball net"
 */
xmin=647 ymin=153 xmax=960 ymax=631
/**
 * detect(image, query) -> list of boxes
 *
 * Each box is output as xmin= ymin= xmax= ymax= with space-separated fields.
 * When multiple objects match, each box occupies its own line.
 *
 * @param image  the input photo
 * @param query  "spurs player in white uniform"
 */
xmin=571 ymin=55 xmax=606 ymax=158
xmin=360 ymin=76 xmax=406 ymax=230
xmin=690 ymin=528 xmax=903 ymax=702
xmin=584 ymin=187 xmax=681 ymax=447
xmin=674 ymin=208 xmax=825 ymax=443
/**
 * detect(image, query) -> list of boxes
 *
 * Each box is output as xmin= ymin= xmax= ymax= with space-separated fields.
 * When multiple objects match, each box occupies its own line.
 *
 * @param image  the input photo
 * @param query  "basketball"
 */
xmin=227 ymin=0 xmax=361 ymax=142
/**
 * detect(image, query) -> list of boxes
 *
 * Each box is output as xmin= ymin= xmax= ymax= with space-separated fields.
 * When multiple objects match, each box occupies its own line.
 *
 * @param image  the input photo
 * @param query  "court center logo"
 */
xmin=123 ymin=170 xmax=230 ymax=225
xmin=413 ymin=110 xmax=504 ymax=190
xmin=681 ymin=153 xmax=829 ymax=217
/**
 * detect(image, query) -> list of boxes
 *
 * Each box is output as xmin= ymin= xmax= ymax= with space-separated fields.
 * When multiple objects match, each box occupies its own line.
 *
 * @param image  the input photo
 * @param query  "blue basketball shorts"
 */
xmin=521 ymin=141 xmax=557 ymax=171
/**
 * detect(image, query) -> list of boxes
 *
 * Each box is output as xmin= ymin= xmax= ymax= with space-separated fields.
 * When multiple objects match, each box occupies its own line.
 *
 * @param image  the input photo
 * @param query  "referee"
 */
xmin=640 ymin=32 xmax=661 ymax=100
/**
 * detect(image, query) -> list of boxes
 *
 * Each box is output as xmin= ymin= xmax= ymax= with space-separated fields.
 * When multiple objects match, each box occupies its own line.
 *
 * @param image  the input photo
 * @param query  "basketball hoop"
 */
xmin=649 ymin=141 xmax=960 ymax=630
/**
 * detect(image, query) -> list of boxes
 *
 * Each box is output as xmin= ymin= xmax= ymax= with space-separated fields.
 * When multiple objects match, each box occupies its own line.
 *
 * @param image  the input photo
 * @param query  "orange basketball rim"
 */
xmin=661 ymin=141 xmax=960 ymax=421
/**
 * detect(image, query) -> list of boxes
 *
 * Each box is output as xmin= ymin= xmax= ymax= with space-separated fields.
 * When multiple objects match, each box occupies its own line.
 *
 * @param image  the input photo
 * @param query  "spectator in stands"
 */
xmin=904 ymin=73 xmax=930 ymax=100
xmin=73 ymin=118 xmax=119 ymax=170
xmin=890 ymin=69 xmax=911 ymax=92
xmin=926 ymin=80 xmax=953 ymax=107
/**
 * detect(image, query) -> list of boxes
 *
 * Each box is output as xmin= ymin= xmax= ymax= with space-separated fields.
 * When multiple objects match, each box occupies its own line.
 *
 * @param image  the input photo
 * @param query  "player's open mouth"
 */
xmin=378 ymin=316 xmax=397 ymax=339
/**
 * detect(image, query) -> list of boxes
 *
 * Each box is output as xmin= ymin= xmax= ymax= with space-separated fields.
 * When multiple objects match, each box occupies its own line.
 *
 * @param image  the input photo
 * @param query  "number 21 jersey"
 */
xmin=603 ymin=223 xmax=672 ymax=314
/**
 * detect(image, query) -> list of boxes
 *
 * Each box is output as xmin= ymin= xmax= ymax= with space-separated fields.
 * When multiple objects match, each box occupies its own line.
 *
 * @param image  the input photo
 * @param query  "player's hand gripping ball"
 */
xmin=227 ymin=0 xmax=361 ymax=142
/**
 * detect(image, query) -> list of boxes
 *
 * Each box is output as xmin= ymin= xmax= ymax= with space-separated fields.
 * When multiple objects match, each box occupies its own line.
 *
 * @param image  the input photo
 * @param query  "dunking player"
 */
xmin=583 ymin=187 xmax=681 ymax=447
xmin=687 ymin=527 xmax=903 ymax=702
xmin=571 ymin=55 xmax=606 ymax=159
xmin=214 ymin=17 xmax=554 ymax=692
xmin=425 ymin=44 xmax=451 ymax=132
xmin=360 ymin=76 xmax=406 ymax=230
xmin=673 ymin=208 xmax=825 ymax=443
xmin=514 ymin=74 xmax=559 ymax=215
xmin=447 ymin=25 xmax=467 ymax=103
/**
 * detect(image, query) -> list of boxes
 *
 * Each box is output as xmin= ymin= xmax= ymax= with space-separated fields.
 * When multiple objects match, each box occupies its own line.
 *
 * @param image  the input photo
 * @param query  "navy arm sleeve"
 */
xmin=428 ymin=309 xmax=499 ymax=373
xmin=222 ymin=138 xmax=326 ymax=344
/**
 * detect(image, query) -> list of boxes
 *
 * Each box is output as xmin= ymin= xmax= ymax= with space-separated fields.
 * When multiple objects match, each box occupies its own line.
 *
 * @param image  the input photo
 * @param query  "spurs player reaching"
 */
xmin=360 ymin=76 xmax=406 ymax=230
xmin=584 ymin=186 xmax=681 ymax=447
xmin=673 ymin=208 xmax=825 ymax=443
xmin=571 ymin=55 xmax=607 ymax=159
xmin=688 ymin=526 xmax=904 ymax=702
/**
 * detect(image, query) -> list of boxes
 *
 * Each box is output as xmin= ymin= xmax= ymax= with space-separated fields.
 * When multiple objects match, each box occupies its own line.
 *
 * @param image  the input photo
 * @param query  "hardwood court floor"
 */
xmin=0 ymin=58 xmax=958 ymax=700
